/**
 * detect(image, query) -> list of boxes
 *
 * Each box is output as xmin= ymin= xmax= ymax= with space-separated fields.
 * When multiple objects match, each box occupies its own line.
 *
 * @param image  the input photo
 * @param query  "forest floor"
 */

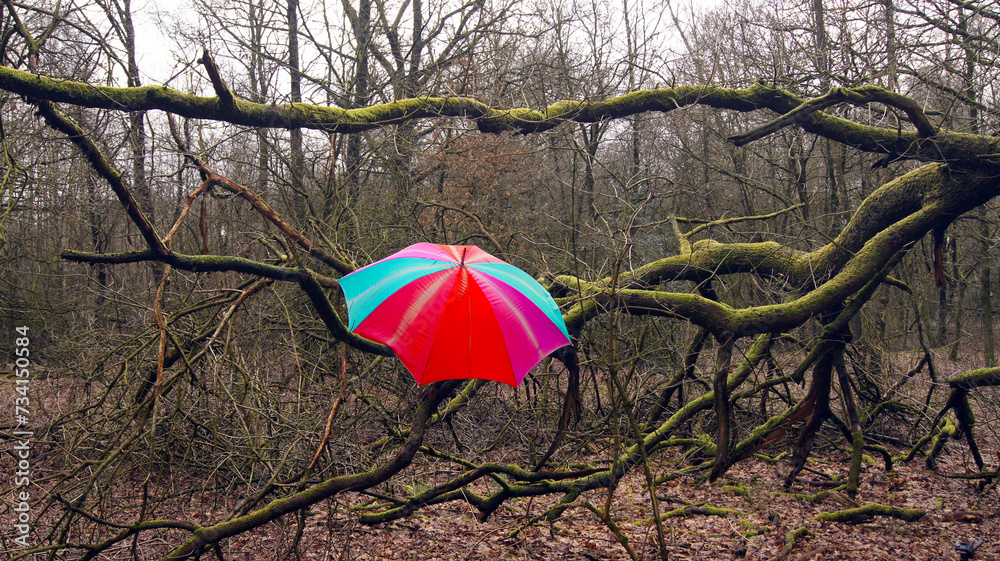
xmin=219 ymin=350 xmax=1000 ymax=560
xmin=213 ymin=440 xmax=999 ymax=561
xmin=15 ymin=425 xmax=999 ymax=560
xmin=11 ymin=350 xmax=1000 ymax=560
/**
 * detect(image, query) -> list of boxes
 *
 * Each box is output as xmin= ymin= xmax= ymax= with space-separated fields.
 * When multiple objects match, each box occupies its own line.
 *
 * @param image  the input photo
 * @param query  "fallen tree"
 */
xmin=3 ymin=6 xmax=1000 ymax=559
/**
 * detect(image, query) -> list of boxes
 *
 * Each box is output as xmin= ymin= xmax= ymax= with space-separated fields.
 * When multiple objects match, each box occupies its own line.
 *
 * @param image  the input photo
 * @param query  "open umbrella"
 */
xmin=338 ymin=243 xmax=571 ymax=387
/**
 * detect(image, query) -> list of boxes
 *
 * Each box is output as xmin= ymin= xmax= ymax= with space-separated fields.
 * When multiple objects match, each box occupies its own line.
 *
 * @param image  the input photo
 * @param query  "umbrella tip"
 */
xmin=460 ymin=247 xmax=468 ymax=266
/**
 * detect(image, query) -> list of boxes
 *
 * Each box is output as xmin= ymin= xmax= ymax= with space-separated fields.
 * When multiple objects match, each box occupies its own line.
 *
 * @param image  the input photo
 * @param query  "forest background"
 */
xmin=1 ymin=0 xmax=999 ymax=559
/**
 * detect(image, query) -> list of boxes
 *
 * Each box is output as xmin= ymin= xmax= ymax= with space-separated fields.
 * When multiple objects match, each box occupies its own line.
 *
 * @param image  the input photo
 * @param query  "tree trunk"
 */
xmin=882 ymin=0 xmax=897 ymax=91
xmin=287 ymin=0 xmax=307 ymax=224
xmin=345 ymin=0 xmax=371 ymax=209
xmin=119 ymin=0 xmax=150 ymax=224
xmin=981 ymin=211 xmax=996 ymax=367
xmin=950 ymin=239 xmax=964 ymax=361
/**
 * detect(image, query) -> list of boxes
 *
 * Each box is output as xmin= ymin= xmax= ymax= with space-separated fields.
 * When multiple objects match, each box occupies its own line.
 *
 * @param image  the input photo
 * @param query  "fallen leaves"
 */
xmin=304 ymin=447 xmax=998 ymax=560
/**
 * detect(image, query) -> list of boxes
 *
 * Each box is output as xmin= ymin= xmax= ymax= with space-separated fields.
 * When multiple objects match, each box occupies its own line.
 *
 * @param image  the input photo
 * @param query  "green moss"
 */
xmin=949 ymin=367 xmax=1000 ymax=389
xmin=545 ymin=100 xmax=582 ymax=118
xmin=774 ymin=489 xmax=834 ymax=503
xmin=691 ymin=239 xmax=723 ymax=252
xmin=755 ymin=451 xmax=790 ymax=463
xmin=927 ymin=416 xmax=958 ymax=469
xmin=813 ymin=503 xmax=925 ymax=523
xmin=644 ymin=505 xmax=742 ymax=524
xmin=723 ymin=483 xmax=748 ymax=496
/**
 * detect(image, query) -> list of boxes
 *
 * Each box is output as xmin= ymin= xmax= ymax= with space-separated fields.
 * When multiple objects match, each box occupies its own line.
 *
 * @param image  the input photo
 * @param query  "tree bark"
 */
xmin=287 ymin=0 xmax=307 ymax=224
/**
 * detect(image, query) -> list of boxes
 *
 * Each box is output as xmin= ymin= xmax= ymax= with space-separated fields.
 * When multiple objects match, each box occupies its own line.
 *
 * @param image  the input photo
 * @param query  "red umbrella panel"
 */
xmin=337 ymin=243 xmax=572 ymax=386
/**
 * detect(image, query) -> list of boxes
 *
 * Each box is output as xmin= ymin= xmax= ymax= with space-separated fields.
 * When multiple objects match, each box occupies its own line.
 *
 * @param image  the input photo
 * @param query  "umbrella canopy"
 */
xmin=338 ymin=243 xmax=572 ymax=387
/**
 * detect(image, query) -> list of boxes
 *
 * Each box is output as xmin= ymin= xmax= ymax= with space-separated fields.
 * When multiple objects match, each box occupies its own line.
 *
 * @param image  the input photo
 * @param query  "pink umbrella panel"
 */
xmin=337 ymin=243 xmax=572 ymax=386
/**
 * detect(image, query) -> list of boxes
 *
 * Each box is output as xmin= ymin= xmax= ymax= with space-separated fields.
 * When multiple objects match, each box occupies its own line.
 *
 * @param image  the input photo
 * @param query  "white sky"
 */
xmin=127 ymin=0 xmax=725 ymax=91
xmin=132 ymin=3 xmax=192 ymax=86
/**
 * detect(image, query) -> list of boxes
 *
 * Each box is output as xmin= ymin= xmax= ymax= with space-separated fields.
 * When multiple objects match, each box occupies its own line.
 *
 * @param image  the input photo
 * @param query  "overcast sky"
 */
xmin=125 ymin=0 xmax=720 ymax=96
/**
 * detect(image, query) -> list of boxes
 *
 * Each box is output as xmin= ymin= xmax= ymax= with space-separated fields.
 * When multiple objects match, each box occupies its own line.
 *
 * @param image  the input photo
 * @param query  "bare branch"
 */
xmin=36 ymin=101 xmax=167 ymax=254
xmin=728 ymin=85 xmax=937 ymax=146
xmin=197 ymin=49 xmax=235 ymax=106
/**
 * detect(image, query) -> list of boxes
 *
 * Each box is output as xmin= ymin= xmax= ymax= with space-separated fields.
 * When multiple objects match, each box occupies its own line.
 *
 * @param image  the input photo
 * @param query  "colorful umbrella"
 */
xmin=338 ymin=243 xmax=572 ymax=387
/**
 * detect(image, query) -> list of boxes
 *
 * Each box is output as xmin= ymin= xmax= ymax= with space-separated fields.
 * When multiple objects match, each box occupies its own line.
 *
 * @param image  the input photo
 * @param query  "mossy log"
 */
xmin=813 ymin=503 xmax=926 ymax=524
xmin=778 ymin=489 xmax=835 ymax=503
xmin=647 ymin=505 xmax=742 ymax=524
xmin=773 ymin=526 xmax=812 ymax=561
xmin=943 ymin=470 xmax=999 ymax=480
xmin=948 ymin=367 xmax=1000 ymax=389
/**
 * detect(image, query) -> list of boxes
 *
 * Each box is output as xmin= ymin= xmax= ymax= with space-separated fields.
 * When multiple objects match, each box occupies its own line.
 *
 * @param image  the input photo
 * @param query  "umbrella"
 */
xmin=338 ymin=243 xmax=572 ymax=386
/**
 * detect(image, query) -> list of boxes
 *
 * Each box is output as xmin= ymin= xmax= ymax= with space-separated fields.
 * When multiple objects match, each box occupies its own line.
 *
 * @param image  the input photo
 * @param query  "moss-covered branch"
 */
xmin=0 ymin=66 xmax=758 ymax=134
xmin=61 ymin=249 xmax=389 ymax=357
xmin=774 ymin=526 xmax=811 ymax=560
xmin=4 ymin=65 xmax=998 ymax=165
xmin=646 ymin=505 xmax=742 ymax=523
xmin=61 ymin=249 xmax=300 ymax=279
xmin=297 ymin=269 xmax=393 ymax=357
xmin=564 ymin=163 xmax=997 ymax=291
xmin=729 ymin=85 xmax=937 ymax=145
xmin=906 ymin=367 xmax=995 ymax=472
xmin=557 ymin=165 xmax=1000 ymax=340
xmin=357 ymin=462 xmax=602 ymax=524
xmin=948 ymin=367 xmax=1000 ymax=389
xmin=353 ymin=334 xmax=773 ymax=525
xmin=813 ymin=503 xmax=926 ymax=523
